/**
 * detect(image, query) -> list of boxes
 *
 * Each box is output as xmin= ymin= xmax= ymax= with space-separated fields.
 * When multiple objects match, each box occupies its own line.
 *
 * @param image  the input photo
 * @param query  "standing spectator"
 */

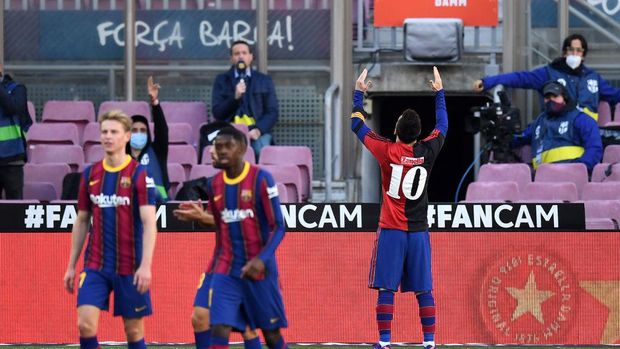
xmin=127 ymin=76 xmax=169 ymax=203
xmin=352 ymin=67 xmax=446 ymax=349
xmin=473 ymin=34 xmax=620 ymax=121
xmin=212 ymin=40 xmax=279 ymax=160
xmin=63 ymin=110 xmax=158 ymax=349
xmin=0 ymin=64 xmax=31 ymax=199
xmin=512 ymin=81 xmax=602 ymax=172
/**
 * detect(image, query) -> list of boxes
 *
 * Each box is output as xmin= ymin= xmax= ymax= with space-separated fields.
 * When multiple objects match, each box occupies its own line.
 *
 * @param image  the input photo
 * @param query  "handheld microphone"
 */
xmin=236 ymin=60 xmax=247 ymax=81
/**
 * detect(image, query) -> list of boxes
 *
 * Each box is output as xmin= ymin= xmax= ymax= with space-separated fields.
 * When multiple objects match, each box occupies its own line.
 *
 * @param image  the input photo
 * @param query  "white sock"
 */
xmin=422 ymin=341 xmax=435 ymax=348
xmin=379 ymin=341 xmax=390 ymax=348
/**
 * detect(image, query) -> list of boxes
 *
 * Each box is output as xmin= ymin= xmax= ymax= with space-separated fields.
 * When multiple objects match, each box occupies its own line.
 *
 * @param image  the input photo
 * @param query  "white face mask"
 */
xmin=565 ymin=55 xmax=582 ymax=69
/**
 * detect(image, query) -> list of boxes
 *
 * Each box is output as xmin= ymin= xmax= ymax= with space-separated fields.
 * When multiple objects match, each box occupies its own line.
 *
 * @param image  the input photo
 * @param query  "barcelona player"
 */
xmin=351 ymin=67 xmax=446 ymax=349
xmin=174 ymin=144 xmax=262 ymax=349
xmin=63 ymin=110 xmax=158 ymax=349
xmin=173 ymin=127 xmax=288 ymax=349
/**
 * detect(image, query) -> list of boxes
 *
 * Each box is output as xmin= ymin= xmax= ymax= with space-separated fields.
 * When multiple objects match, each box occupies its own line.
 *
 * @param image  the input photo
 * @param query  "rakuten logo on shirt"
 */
xmin=221 ymin=208 xmax=255 ymax=223
xmin=90 ymin=194 xmax=131 ymax=207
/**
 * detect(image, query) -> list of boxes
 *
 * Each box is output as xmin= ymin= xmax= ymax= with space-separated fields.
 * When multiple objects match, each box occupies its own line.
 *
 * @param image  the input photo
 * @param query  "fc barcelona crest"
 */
xmin=120 ymin=176 xmax=132 ymax=188
xmin=241 ymin=189 xmax=253 ymax=202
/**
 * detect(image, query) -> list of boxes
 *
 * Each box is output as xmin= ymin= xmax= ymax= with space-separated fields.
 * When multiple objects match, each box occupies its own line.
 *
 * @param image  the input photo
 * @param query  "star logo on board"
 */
xmin=580 ymin=280 xmax=620 ymax=344
xmin=506 ymin=271 xmax=555 ymax=324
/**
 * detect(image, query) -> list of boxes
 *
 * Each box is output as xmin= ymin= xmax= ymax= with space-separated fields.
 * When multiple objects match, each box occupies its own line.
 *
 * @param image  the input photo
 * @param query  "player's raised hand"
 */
xmin=174 ymin=200 xmax=215 ymax=226
xmin=63 ymin=267 xmax=76 ymax=294
xmin=134 ymin=264 xmax=152 ymax=294
xmin=147 ymin=76 xmax=161 ymax=103
xmin=241 ymin=257 xmax=265 ymax=280
xmin=356 ymin=68 xmax=373 ymax=93
xmin=429 ymin=66 xmax=443 ymax=92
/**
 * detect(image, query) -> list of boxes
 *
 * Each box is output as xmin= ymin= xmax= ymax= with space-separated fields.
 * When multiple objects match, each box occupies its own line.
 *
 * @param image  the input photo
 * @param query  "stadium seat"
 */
xmin=168 ymin=122 xmax=194 ymax=145
xmin=581 ymin=182 xmax=620 ymax=200
xmin=0 ymin=199 xmax=40 ymax=203
xmin=257 ymin=164 xmax=303 ymax=203
xmin=41 ymin=100 xmax=96 ymax=141
xmin=259 ymin=145 xmax=313 ymax=201
xmin=167 ymin=163 xmax=187 ymax=199
xmin=580 ymin=200 xmax=620 ymax=220
xmin=29 ymin=144 xmax=84 ymax=171
xmin=585 ymin=218 xmax=618 ymax=230
xmin=519 ymin=182 xmax=578 ymax=202
xmin=603 ymin=145 xmax=620 ymax=164
xmin=189 ymin=164 xmax=219 ymax=180
xmin=82 ymin=122 xmax=101 ymax=154
xmin=276 ymin=182 xmax=290 ymax=203
xmin=515 ymin=144 xmax=532 ymax=164
xmin=598 ymin=100 xmax=612 ymax=127
xmin=534 ymin=163 xmax=588 ymax=198
xmin=98 ymin=101 xmax=150 ymax=120
xmin=464 ymin=181 xmax=519 ymax=202
xmin=23 ymin=181 xmax=57 ymax=201
xmin=477 ymin=163 xmax=532 ymax=192
xmin=84 ymin=144 xmax=104 ymax=163
xmin=160 ymin=102 xmax=208 ymax=144
xmin=26 ymin=123 xmax=80 ymax=146
xmin=168 ymin=144 xmax=197 ymax=178
xmin=591 ymin=163 xmax=620 ymax=182
xmin=24 ymin=163 xmax=72 ymax=198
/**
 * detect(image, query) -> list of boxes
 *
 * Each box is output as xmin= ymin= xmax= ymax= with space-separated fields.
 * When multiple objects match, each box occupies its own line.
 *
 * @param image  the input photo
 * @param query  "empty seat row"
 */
xmin=597 ymin=101 xmax=620 ymax=127
xmin=466 ymin=180 xmax=620 ymax=202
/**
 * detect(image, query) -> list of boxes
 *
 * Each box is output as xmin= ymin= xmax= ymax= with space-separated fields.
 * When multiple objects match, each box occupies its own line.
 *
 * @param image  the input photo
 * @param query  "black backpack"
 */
xmin=61 ymin=172 xmax=82 ymax=200
xmin=175 ymin=176 xmax=210 ymax=201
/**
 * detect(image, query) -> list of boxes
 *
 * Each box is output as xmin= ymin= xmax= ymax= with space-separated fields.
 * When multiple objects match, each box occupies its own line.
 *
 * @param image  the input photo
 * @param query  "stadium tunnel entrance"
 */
xmin=366 ymin=93 xmax=491 ymax=202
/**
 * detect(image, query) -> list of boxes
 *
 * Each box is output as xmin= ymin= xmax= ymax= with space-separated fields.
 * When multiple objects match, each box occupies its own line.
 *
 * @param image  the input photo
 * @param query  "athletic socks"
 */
xmin=416 ymin=292 xmax=436 ymax=344
xmin=376 ymin=290 xmax=395 ymax=346
xmin=243 ymin=336 xmax=262 ymax=349
xmin=210 ymin=335 xmax=229 ymax=349
xmin=195 ymin=330 xmax=211 ymax=349
xmin=266 ymin=336 xmax=287 ymax=349
xmin=79 ymin=336 xmax=99 ymax=349
xmin=128 ymin=338 xmax=146 ymax=349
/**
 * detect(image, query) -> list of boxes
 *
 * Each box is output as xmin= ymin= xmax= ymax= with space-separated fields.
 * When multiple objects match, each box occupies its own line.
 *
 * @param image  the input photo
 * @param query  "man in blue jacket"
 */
xmin=512 ymin=81 xmax=602 ymax=172
xmin=474 ymin=34 xmax=620 ymax=121
xmin=0 ymin=65 xmax=31 ymax=199
xmin=211 ymin=40 xmax=279 ymax=161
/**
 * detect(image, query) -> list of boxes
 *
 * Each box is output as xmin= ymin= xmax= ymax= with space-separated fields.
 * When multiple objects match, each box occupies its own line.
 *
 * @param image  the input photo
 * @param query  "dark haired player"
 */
xmin=174 ymin=127 xmax=288 ymax=349
xmin=351 ymin=67 xmax=447 ymax=349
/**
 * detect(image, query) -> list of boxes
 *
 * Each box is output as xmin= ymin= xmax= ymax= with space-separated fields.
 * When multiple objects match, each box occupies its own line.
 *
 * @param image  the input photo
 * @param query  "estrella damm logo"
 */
xmin=480 ymin=249 xmax=577 ymax=344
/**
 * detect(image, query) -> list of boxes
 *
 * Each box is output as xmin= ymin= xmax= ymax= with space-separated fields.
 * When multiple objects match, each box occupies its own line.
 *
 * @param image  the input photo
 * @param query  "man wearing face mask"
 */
xmin=473 ymin=34 xmax=620 ymax=121
xmin=512 ymin=81 xmax=602 ymax=172
xmin=126 ymin=76 xmax=169 ymax=202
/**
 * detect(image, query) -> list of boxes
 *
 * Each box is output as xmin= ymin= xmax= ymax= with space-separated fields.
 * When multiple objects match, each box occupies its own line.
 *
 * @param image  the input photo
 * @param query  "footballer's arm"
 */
xmin=64 ymin=210 xmax=91 ymax=294
xmin=135 ymin=205 xmax=157 ymax=294
xmin=173 ymin=201 xmax=215 ymax=227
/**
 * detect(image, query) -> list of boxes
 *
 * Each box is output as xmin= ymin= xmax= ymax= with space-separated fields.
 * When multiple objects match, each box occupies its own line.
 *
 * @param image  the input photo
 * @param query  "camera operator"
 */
xmin=512 ymin=81 xmax=602 ymax=172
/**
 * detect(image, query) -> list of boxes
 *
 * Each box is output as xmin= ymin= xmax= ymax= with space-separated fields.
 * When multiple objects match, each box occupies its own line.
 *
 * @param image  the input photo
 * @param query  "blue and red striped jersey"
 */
xmin=206 ymin=162 xmax=285 ymax=278
xmin=78 ymin=155 xmax=156 ymax=275
xmin=351 ymin=90 xmax=448 ymax=232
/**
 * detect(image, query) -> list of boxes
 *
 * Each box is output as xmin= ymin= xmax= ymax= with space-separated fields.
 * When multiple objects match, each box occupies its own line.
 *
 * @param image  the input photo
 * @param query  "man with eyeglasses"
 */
xmin=473 ymin=33 xmax=620 ymax=122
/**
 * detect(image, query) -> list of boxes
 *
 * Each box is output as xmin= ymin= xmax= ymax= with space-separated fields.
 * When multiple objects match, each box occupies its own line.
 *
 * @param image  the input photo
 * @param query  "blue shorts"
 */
xmin=209 ymin=272 xmax=288 ymax=331
xmin=77 ymin=269 xmax=152 ymax=318
xmin=368 ymin=228 xmax=433 ymax=293
xmin=193 ymin=272 xmax=213 ymax=308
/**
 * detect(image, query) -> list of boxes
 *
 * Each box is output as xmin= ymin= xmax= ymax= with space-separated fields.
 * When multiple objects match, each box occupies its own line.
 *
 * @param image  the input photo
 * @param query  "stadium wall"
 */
xmin=0 ymin=203 xmax=618 ymax=345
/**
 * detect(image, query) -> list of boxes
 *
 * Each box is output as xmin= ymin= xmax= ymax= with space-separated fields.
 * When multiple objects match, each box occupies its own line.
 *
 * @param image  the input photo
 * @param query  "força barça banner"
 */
xmin=0 ymin=202 xmax=586 ymax=232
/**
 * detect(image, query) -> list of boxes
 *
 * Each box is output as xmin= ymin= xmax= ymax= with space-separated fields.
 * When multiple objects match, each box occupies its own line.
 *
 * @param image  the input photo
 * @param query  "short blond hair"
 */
xmin=99 ymin=110 xmax=132 ymax=132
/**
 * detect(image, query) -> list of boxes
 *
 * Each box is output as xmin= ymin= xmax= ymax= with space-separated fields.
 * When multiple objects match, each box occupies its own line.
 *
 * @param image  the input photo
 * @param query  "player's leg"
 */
xmin=368 ymin=228 xmax=406 ymax=349
xmin=122 ymin=318 xmax=146 ymax=349
xmin=262 ymin=329 xmax=287 ymax=349
xmin=241 ymin=327 xmax=261 ymax=349
xmin=76 ymin=269 xmax=113 ymax=349
xmin=113 ymin=274 xmax=153 ymax=349
xmin=401 ymin=231 xmax=435 ymax=349
xmin=209 ymin=274 xmax=249 ymax=349
xmin=193 ymin=273 xmax=213 ymax=349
